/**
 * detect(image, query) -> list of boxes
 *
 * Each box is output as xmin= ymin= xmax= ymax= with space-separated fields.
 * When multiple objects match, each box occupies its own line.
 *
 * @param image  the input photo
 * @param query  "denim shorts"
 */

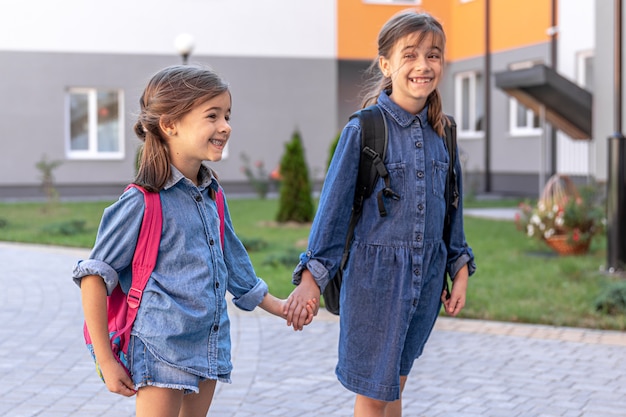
xmin=129 ymin=335 xmax=211 ymax=394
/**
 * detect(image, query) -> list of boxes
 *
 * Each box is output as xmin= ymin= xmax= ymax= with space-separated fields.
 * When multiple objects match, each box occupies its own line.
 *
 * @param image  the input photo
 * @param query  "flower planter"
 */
xmin=544 ymin=235 xmax=590 ymax=255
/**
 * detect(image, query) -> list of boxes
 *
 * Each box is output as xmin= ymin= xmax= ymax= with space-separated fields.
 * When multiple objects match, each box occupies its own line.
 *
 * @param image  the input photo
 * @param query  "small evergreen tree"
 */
xmin=276 ymin=129 xmax=314 ymax=223
xmin=327 ymin=131 xmax=341 ymax=172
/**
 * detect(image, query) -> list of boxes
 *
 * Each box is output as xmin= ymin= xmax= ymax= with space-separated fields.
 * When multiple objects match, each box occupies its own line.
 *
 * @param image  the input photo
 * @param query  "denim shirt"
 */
xmin=293 ymin=91 xmax=476 ymax=293
xmin=73 ymin=165 xmax=268 ymax=380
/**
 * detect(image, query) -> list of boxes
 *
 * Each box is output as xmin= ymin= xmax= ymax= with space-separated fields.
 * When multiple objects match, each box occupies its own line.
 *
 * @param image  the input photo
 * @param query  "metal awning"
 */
xmin=495 ymin=64 xmax=592 ymax=140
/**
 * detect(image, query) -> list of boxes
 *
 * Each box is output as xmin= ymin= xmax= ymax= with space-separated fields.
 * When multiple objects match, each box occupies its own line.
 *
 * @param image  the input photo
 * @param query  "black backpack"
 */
xmin=322 ymin=105 xmax=459 ymax=315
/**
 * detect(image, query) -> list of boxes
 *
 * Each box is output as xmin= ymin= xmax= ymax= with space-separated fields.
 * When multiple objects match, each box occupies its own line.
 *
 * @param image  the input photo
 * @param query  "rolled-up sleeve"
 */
xmin=231 ymin=278 xmax=268 ymax=311
xmin=71 ymin=188 xmax=144 ymax=294
xmin=291 ymin=122 xmax=361 ymax=292
xmin=72 ymin=259 xmax=120 ymax=295
xmin=446 ymin=147 xmax=477 ymax=280
xmin=221 ymin=195 xmax=270 ymax=311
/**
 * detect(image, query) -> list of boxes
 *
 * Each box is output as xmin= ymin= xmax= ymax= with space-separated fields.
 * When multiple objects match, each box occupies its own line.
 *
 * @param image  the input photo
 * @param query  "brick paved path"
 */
xmin=1 ymin=242 xmax=625 ymax=417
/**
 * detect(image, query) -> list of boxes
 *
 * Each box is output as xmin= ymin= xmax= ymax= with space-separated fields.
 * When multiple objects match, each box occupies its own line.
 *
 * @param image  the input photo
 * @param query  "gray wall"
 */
xmin=443 ymin=42 xmax=551 ymax=197
xmin=0 ymin=51 xmax=337 ymax=199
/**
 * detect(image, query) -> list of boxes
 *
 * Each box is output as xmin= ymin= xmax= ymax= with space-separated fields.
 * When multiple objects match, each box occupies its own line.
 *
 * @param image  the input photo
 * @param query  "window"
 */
xmin=507 ymin=61 xmax=542 ymax=136
xmin=454 ymin=71 xmax=483 ymax=137
xmin=577 ymin=50 xmax=594 ymax=91
xmin=509 ymin=98 xmax=541 ymax=135
xmin=66 ymin=88 xmax=124 ymax=159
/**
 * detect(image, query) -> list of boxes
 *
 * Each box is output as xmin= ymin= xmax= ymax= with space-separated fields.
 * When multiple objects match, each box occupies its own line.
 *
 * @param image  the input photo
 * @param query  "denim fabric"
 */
xmin=293 ymin=91 xmax=476 ymax=401
xmin=73 ymin=164 xmax=268 ymax=381
xmin=129 ymin=335 xmax=215 ymax=395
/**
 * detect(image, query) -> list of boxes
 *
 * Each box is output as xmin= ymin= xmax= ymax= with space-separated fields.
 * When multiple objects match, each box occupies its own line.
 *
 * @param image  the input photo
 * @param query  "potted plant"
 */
xmin=515 ymin=175 xmax=605 ymax=255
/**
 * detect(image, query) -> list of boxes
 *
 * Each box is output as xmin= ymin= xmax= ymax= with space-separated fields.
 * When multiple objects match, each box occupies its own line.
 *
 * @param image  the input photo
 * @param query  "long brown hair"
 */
xmin=133 ymin=65 xmax=229 ymax=192
xmin=360 ymin=10 xmax=448 ymax=136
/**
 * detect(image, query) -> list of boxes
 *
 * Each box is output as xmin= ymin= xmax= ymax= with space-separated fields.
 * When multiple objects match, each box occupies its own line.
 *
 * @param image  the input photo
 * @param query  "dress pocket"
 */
xmin=432 ymin=160 xmax=449 ymax=198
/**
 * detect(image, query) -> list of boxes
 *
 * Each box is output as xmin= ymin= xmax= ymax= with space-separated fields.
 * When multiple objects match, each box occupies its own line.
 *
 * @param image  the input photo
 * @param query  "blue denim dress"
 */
xmin=293 ymin=92 xmax=476 ymax=401
xmin=73 ymin=165 xmax=268 ymax=384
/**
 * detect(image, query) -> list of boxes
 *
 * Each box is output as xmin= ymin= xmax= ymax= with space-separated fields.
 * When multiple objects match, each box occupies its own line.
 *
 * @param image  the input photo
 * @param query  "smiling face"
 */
xmin=378 ymin=31 xmax=443 ymax=114
xmin=164 ymin=91 xmax=231 ymax=181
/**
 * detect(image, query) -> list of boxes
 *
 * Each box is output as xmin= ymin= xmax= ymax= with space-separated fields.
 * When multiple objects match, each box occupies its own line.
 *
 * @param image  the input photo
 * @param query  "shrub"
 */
xmin=595 ymin=281 xmax=626 ymax=315
xmin=276 ymin=130 xmax=314 ymax=223
xmin=42 ymin=220 xmax=87 ymax=236
xmin=238 ymin=236 xmax=269 ymax=252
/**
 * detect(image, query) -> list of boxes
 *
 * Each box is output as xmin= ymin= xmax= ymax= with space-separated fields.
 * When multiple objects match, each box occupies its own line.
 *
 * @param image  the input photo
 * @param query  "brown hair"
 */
xmin=133 ymin=65 xmax=229 ymax=192
xmin=360 ymin=10 xmax=448 ymax=136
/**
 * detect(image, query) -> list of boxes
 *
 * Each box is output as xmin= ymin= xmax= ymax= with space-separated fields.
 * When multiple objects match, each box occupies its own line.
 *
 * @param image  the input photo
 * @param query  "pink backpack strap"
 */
xmin=118 ymin=184 xmax=162 ymax=350
xmin=216 ymin=188 xmax=225 ymax=249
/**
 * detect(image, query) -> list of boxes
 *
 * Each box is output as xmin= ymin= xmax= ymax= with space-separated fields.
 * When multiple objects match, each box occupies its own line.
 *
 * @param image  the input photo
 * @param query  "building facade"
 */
xmin=0 ymin=0 xmax=612 ymax=200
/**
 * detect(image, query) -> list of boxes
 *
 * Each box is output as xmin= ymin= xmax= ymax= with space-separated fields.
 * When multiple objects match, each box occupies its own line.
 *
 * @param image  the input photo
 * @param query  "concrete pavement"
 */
xmin=1 ymin=241 xmax=625 ymax=417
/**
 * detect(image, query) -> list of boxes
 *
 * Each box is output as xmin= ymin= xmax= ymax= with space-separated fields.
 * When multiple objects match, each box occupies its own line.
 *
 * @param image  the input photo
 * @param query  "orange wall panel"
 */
xmin=339 ymin=0 xmax=553 ymax=62
xmin=337 ymin=0 xmax=449 ymax=61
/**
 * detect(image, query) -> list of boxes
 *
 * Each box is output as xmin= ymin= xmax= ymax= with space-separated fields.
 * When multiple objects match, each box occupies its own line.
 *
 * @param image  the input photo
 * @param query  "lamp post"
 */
xmin=607 ymin=0 xmax=626 ymax=275
xmin=175 ymin=33 xmax=195 ymax=65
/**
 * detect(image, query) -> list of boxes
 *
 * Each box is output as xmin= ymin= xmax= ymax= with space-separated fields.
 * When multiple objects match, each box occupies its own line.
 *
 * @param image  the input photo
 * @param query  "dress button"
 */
xmin=195 ymin=195 xmax=202 ymax=202
xmin=417 ymin=234 xmax=423 ymax=242
xmin=416 ymin=142 xmax=423 ymax=148
xmin=417 ymin=171 xmax=424 ymax=178
xmin=209 ymin=239 xmax=215 ymax=245
xmin=418 ymin=203 xmax=424 ymax=210
xmin=213 ymin=325 xmax=219 ymax=331
xmin=215 ymin=282 xmax=220 ymax=289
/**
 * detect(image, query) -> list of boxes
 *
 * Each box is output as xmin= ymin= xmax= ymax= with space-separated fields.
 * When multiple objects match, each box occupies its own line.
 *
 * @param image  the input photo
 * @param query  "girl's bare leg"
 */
xmin=354 ymin=376 xmax=408 ymax=417
xmin=179 ymin=379 xmax=217 ymax=417
xmin=384 ymin=376 xmax=408 ymax=417
xmin=136 ymin=386 xmax=184 ymax=417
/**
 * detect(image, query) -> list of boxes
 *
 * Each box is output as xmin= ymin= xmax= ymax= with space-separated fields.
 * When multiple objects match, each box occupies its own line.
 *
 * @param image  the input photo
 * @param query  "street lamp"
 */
xmin=175 ymin=33 xmax=195 ymax=65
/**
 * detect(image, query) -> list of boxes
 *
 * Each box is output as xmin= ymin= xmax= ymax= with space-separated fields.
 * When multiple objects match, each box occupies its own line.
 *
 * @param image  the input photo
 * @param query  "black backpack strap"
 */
xmin=443 ymin=115 xmax=459 ymax=216
xmin=352 ymin=105 xmax=390 ymax=214
xmin=442 ymin=115 xmax=459 ymax=298
xmin=338 ymin=105 xmax=391 ymax=270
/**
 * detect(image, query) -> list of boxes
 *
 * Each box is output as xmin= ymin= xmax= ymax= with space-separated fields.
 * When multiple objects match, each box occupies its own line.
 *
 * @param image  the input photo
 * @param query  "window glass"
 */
xmin=69 ymin=92 xmax=89 ymax=151
xmin=67 ymin=88 xmax=124 ymax=159
xmin=97 ymin=91 xmax=120 ymax=152
xmin=454 ymin=71 xmax=483 ymax=137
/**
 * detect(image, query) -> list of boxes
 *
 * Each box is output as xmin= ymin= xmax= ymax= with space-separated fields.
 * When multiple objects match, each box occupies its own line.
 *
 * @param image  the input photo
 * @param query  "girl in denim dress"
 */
xmin=285 ymin=10 xmax=476 ymax=417
xmin=73 ymin=65 xmax=313 ymax=417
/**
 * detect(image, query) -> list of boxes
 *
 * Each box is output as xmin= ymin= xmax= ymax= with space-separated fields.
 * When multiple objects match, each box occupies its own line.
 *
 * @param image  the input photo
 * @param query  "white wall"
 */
xmin=0 ymin=0 xmax=336 ymax=58
xmin=556 ymin=0 xmax=595 ymax=177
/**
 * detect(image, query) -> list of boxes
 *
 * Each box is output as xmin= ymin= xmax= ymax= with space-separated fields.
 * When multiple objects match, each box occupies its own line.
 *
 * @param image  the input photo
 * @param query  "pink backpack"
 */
xmin=83 ymin=184 xmax=225 ymax=382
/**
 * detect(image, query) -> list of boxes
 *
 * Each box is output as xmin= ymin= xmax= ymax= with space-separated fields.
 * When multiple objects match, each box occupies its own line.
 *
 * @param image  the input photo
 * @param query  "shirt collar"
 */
xmin=377 ymin=90 xmax=430 ymax=128
xmin=163 ymin=164 xmax=219 ymax=191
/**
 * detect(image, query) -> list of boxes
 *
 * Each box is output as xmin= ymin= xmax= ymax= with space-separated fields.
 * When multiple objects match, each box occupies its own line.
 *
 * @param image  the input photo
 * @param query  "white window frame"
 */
xmin=507 ymin=61 xmax=543 ymax=136
xmin=454 ymin=71 xmax=483 ymax=139
xmin=66 ymin=88 xmax=125 ymax=160
xmin=508 ymin=98 xmax=542 ymax=136
xmin=576 ymin=50 xmax=594 ymax=90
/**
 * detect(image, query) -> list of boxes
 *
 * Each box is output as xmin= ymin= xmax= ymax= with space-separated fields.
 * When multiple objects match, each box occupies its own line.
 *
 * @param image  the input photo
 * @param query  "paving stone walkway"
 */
xmin=1 ymin=242 xmax=625 ymax=417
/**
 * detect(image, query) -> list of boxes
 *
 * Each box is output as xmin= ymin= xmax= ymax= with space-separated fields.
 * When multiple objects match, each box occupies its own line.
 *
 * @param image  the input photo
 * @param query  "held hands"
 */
xmin=284 ymin=270 xmax=321 ymax=330
xmin=441 ymin=266 xmax=469 ymax=317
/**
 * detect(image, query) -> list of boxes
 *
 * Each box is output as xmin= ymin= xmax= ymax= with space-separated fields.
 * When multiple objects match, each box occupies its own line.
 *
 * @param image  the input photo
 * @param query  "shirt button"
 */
xmin=417 ymin=171 xmax=424 ymax=178
xmin=416 ymin=142 xmax=423 ymax=148
xmin=413 ymin=268 xmax=420 ymax=276
xmin=418 ymin=203 xmax=424 ymax=210
xmin=213 ymin=324 xmax=219 ymax=331
xmin=209 ymin=239 xmax=215 ymax=246
xmin=215 ymin=282 xmax=220 ymax=289
xmin=417 ymin=234 xmax=423 ymax=242
xmin=195 ymin=195 xmax=202 ymax=202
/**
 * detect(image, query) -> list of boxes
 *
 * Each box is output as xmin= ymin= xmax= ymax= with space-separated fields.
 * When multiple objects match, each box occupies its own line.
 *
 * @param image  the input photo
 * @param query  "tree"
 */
xmin=276 ymin=129 xmax=314 ymax=223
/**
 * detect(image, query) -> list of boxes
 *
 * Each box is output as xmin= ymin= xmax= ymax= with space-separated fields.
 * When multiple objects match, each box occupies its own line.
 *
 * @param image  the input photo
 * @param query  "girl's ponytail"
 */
xmin=427 ymin=90 xmax=447 ymax=138
xmin=134 ymin=122 xmax=170 ymax=192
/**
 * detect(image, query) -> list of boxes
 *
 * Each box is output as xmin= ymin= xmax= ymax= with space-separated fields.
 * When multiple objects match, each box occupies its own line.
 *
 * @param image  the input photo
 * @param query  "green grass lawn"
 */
xmin=0 ymin=197 xmax=624 ymax=330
